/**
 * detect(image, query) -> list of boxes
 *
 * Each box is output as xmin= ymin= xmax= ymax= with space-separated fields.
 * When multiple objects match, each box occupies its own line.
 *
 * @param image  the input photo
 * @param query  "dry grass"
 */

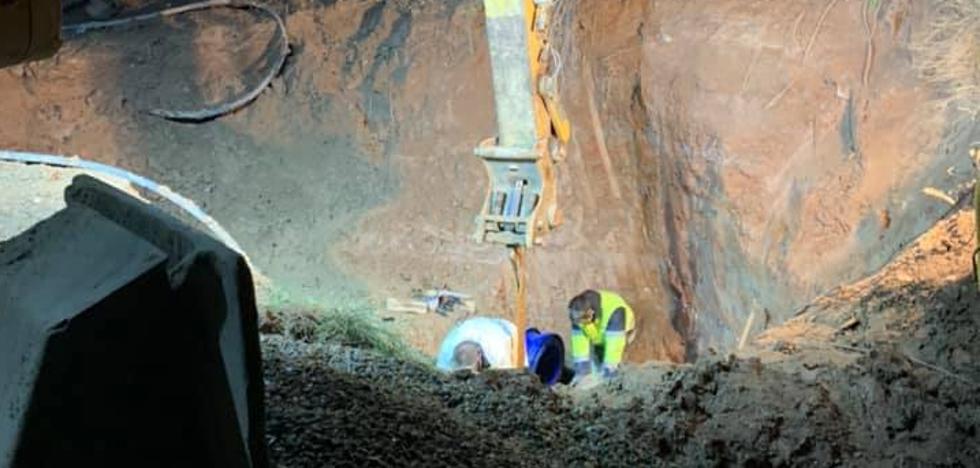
xmin=910 ymin=0 xmax=980 ymax=115
xmin=313 ymin=305 xmax=424 ymax=362
xmin=258 ymin=286 xmax=426 ymax=364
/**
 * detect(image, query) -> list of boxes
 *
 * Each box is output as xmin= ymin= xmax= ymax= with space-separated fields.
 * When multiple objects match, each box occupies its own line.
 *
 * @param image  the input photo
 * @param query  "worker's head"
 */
xmin=568 ymin=295 xmax=596 ymax=325
xmin=451 ymin=340 xmax=487 ymax=372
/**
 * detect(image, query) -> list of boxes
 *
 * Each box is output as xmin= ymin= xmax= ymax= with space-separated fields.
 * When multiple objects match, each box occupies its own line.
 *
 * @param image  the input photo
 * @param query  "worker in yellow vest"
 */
xmin=568 ymin=289 xmax=636 ymax=383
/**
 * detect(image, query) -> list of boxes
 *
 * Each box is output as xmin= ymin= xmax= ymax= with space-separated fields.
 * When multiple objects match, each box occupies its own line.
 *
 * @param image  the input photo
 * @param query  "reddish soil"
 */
xmin=2 ymin=1 xmax=980 ymax=465
xmin=0 ymin=0 xmax=976 ymax=363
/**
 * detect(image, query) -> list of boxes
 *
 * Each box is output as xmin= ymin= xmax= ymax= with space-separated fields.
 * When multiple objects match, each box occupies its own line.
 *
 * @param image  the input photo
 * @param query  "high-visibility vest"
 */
xmin=571 ymin=291 xmax=635 ymax=366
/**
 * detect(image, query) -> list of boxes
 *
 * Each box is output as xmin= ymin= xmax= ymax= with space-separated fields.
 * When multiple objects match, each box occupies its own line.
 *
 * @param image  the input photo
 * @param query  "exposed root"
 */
xmin=922 ymin=186 xmax=957 ymax=206
xmin=904 ymin=352 xmax=978 ymax=386
xmin=861 ymin=0 xmax=883 ymax=88
xmin=62 ymin=0 xmax=289 ymax=122
xmin=802 ymin=0 xmax=841 ymax=63
xmin=765 ymin=79 xmax=796 ymax=109
xmin=790 ymin=8 xmax=807 ymax=52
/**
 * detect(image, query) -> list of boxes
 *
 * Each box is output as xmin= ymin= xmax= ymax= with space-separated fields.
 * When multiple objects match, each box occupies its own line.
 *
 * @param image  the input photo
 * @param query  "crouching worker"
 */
xmin=436 ymin=317 xmax=566 ymax=385
xmin=436 ymin=317 xmax=517 ymax=372
xmin=568 ymin=289 xmax=636 ymax=383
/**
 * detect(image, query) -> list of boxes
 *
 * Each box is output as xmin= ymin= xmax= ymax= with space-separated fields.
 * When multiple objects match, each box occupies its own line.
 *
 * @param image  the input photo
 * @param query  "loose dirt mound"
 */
xmin=262 ymin=338 xmax=979 ymax=466
xmin=263 ymin=337 xmax=532 ymax=467
xmin=757 ymin=203 xmax=980 ymax=383
xmin=263 ymin=205 xmax=980 ymax=466
xmin=262 ymin=336 xmax=558 ymax=467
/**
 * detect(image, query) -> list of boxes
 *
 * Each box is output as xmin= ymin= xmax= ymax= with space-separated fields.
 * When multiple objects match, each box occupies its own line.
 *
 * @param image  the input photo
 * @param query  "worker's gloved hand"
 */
xmin=600 ymin=364 xmax=618 ymax=380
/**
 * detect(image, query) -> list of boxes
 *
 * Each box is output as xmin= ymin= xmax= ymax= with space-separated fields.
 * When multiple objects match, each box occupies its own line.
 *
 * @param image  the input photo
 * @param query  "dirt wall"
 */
xmin=345 ymin=0 xmax=978 ymax=360
xmin=520 ymin=0 xmax=977 ymax=359
xmin=0 ymin=0 xmax=976 ymax=362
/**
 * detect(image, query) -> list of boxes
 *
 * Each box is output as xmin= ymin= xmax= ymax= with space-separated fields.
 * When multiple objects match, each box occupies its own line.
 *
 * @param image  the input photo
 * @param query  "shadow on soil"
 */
xmin=68 ymin=0 xmax=397 ymax=304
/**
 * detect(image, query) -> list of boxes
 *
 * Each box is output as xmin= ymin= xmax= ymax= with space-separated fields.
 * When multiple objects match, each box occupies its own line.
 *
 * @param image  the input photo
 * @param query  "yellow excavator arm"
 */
xmin=474 ymin=0 xmax=568 ymax=248
xmin=476 ymin=0 xmax=571 ymax=367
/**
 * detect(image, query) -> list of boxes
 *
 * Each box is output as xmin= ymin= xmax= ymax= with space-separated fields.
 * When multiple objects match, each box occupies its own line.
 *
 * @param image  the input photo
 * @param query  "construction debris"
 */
xmin=386 ymin=289 xmax=475 ymax=316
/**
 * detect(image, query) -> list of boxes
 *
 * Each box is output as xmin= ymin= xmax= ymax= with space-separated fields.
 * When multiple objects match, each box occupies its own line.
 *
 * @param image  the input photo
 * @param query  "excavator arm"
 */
xmin=474 ymin=0 xmax=569 ymax=247
xmin=475 ymin=0 xmax=571 ymax=368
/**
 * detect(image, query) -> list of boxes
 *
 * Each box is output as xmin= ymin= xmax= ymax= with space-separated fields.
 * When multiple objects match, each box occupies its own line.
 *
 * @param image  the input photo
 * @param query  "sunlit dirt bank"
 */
xmin=2 ymin=0 xmax=980 ymax=465
xmin=2 ymin=0 xmax=976 ymax=360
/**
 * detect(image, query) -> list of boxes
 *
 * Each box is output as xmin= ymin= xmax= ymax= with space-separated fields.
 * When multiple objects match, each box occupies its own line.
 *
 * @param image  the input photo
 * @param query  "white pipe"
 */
xmin=0 ymin=150 xmax=246 ymax=255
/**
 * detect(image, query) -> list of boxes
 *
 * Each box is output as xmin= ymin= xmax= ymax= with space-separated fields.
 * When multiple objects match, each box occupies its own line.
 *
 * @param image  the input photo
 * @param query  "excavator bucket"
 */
xmin=0 ymin=175 xmax=266 ymax=468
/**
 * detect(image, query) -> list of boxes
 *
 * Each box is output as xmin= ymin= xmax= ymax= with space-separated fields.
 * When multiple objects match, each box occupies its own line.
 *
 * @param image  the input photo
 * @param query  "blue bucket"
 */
xmin=525 ymin=328 xmax=565 ymax=386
